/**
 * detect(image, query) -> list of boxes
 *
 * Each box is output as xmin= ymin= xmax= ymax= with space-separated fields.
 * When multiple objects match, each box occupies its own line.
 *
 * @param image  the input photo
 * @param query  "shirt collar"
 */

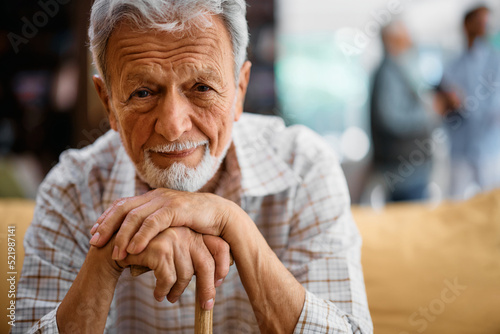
xmin=102 ymin=140 xmax=138 ymax=208
xmin=231 ymin=113 xmax=300 ymax=197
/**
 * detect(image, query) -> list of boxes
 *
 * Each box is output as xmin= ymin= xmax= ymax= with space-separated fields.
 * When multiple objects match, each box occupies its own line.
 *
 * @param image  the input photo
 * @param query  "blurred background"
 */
xmin=1 ymin=0 xmax=499 ymax=206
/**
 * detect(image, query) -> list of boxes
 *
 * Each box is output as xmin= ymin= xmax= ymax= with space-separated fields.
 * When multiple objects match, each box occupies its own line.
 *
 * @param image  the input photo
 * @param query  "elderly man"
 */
xmin=15 ymin=1 xmax=372 ymax=333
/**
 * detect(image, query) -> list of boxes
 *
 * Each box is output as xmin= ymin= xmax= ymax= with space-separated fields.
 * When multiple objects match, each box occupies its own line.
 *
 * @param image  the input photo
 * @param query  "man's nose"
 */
xmin=155 ymin=91 xmax=193 ymax=142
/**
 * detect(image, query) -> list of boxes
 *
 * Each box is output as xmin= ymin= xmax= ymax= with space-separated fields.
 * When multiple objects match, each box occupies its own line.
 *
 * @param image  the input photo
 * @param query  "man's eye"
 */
xmin=195 ymin=84 xmax=211 ymax=93
xmin=132 ymin=90 xmax=151 ymax=98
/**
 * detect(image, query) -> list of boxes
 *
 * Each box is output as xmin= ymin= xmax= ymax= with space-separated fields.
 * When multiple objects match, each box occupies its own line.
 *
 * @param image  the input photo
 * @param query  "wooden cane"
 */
xmin=130 ymin=254 xmax=233 ymax=334
xmin=195 ymin=286 xmax=213 ymax=334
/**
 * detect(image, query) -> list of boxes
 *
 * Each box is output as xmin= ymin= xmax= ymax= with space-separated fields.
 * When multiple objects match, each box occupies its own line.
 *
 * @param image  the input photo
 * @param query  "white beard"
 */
xmin=137 ymin=140 xmax=230 ymax=192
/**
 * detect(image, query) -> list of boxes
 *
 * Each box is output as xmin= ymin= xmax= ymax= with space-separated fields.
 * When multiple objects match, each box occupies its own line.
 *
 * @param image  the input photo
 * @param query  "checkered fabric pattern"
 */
xmin=14 ymin=113 xmax=373 ymax=333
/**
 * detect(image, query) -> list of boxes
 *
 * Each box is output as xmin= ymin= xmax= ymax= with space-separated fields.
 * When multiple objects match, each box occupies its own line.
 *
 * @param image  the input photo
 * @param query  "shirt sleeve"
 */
xmin=23 ymin=306 xmax=60 ymax=334
xmin=13 ymin=158 xmax=113 ymax=333
xmin=283 ymin=149 xmax=373 ymax=333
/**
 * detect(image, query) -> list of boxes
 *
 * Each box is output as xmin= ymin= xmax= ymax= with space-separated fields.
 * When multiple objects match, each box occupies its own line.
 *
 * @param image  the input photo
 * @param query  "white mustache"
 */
xmin=148 ymin=140 xmax=208 ymax=153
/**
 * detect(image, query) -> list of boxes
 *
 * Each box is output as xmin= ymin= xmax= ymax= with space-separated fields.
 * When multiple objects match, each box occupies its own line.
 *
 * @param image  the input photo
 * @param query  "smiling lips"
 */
xmin=149 ymin=141 xmax=208 ymax=161
xmin=156 ymin=147 xmax=198 ymax=159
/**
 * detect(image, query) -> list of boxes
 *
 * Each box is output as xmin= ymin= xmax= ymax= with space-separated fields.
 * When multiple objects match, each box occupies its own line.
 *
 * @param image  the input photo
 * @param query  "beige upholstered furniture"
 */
xmin=353 ymin=189 xmax=500 ymax=333
xmin=2 ymin=190 xmax=500 ymax=333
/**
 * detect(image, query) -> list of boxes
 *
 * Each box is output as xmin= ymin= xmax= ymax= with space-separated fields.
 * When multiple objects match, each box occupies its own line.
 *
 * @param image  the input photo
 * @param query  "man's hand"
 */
xmin=87 ymin=188 xmax=307 ymax=331
xmin=90 ymin=189 xmax=234 ymax=260
xmin=87 ymin=188 xmax=306 ymax=330
xmin=117 ymin=227 xmax=230 ymax=309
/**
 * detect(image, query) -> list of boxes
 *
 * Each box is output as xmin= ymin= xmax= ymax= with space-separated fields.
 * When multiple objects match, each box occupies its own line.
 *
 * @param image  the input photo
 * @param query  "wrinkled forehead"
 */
xmin=105 ymin=15 xmax=234 ymax=87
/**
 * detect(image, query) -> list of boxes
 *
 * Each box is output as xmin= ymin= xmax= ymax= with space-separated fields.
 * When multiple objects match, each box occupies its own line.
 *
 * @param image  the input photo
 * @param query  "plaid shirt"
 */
xmin=15 ymin=113 xmax=372 ymax=333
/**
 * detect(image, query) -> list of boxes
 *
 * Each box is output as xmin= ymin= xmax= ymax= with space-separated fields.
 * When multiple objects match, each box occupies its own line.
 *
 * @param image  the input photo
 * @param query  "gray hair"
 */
xmin=89 ymin=0 xmax=249 ymax=89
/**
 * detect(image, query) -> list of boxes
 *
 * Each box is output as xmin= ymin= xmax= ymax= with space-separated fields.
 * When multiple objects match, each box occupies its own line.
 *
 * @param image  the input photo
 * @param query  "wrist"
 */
xmin=87 ymin=244 xmax=124 ymax=281
xmin=219 ymin=200 xmax=250 ymax=245
xmin=57 ymin=245 xmax=121 ymax=333
xmin=222 ymin=203 xmax=270 ymax=260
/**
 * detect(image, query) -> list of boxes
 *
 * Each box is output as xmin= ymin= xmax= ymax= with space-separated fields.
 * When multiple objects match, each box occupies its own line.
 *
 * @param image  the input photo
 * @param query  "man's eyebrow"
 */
xmin=123 ymin=72 xmax=155 ymax=84
xmin=196 ymin=68 xmax=221 ymax=79
xmin=194 ymin=68 xmax=226 ymax=87
xmin=121 ymin=66 xmax=225 ymax=86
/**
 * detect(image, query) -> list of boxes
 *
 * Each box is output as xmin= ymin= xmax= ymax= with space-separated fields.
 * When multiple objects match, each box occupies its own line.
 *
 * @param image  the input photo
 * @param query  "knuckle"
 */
xmin=111 ymin=198 xmax=123 ymax=206
xmin=156 ymin=270 xmax=176 ymax=289
xmin=170 ymin=196 xmax=188 ymax=211
xmin=107 ymin=201 xmax=126 ymax=219
xmin=148 ymin=244 xmax=163 ymax=260
xmin=143 ymin=258 xmax=157 ymax=272
xmin=214 ymin=238 xmax=230 ymax=256
xmin=143 ymin=214 xmax=161 ymax=229
xmin=112 ymin=198 xmax=127 ymax=210
xmin=198 ymin=285 xmax=215 ymax=299
xmin=166 ymin=272 xmax=177 ymax=287
xmin=196 ymin=257 xmax=215 ymax=274
xmin=136 ymin=220 xmax=161 ymax=242
xmin=177 ymin=266 xmax=194 ymax=282
xmin=178 ymin=199 xmax=190 ymax=212
xmin=175 ymin=276 xmax=192 ymax=288
xmin=125 ymin=209 xmax=141 ymax=223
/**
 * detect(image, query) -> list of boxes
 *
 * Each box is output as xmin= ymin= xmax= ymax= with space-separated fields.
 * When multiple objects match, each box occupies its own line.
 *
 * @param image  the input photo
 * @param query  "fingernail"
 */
xmin=89 ymin=232 xmax=100 ymax=245
xmin=127 ymin=241 xmax=136 ymax=254
xmin=157 ymin=296 xmax=165 ymax=302
xmin=118 ymin=248 xmax=128 ymax=261
xmin=215 ymin=279 xmax=224 ymax=288
xmin=90 ymin=223 xmax=99 ymax=235
xmin=112 ymin=246 xmax=119 ymax=260
xmin=204 ymin=298 xmax=214 ymax=310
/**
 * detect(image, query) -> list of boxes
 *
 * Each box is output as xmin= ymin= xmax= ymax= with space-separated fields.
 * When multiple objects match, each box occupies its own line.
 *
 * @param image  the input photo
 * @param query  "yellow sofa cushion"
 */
xmin=353 ymin=190 xmax=500 ymax=334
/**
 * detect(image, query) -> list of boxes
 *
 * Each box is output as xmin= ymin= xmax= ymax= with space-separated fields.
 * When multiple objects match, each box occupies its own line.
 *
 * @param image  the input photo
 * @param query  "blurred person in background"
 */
xmin=437 ymin=5 xmax=500 ymax=200
xmin=370 ymin=21 xmax=438 ymax=202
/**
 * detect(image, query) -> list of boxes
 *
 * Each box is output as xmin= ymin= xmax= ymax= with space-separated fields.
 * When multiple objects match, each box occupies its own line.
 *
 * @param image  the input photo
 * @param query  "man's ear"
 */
xmin=92 ymin=75 xmax=118 ymax=131
xmin=234 ymin=61 xmax=252 ymax=122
